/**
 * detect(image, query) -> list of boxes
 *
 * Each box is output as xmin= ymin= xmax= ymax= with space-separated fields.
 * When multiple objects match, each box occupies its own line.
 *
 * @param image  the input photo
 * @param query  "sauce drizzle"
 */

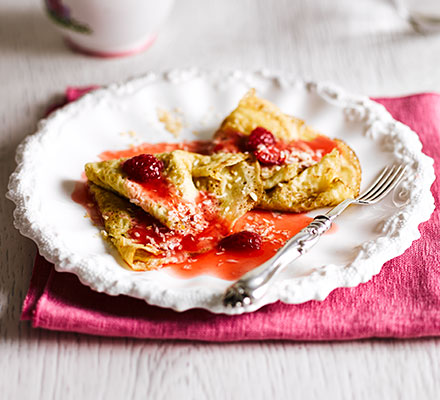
xmin=75 ymin=136 xmax=339 ymax=280
xmin=165 ymin=210 xmax=313 ymax=280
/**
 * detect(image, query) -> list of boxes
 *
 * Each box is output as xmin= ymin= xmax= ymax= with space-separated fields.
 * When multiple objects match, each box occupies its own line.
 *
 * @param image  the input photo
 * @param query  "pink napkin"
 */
xmin=21 ymin=88 xmax=440 ymax=341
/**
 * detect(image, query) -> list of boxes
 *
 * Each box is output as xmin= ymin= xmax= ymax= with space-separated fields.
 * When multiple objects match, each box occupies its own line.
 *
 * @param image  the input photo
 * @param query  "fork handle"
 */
xmin=223 ymin=215 xmax=333 ymax=306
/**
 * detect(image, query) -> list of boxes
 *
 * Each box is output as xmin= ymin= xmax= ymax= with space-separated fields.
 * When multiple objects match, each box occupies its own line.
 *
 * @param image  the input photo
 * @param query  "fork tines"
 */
xmin=358 ymin=164 xmax=407 ymax=204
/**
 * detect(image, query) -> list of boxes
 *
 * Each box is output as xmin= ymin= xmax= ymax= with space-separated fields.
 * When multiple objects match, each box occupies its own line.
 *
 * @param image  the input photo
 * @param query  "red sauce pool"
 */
xmin=136 ymin=176 xmax=176 ymax=203
xmin=289 ymin=135 xmax=338 ymax=160
xmin=71 ymin=181 xmax=103 ymax=226
xmin=165 ymin=210 xmax=313 ymax=280
xmin=100 ymin=140 xmax=212 ymax=160
xmin=98 ymin=135 xmax=337 ymax=162
xmin=306 ymin=135 xmax=339 ymax=154
xmin=211 ymin=131 xmax=338 ymax=162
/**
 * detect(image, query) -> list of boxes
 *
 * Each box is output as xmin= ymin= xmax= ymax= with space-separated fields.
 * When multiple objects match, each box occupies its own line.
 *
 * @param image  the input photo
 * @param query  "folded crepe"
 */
xmin=86 ymin=150 xmax=263 ymax=234
xmin=213 ymin=89 xmax=362 ymax=211
xmin=89 ymin=183 xmax=183 ymax=270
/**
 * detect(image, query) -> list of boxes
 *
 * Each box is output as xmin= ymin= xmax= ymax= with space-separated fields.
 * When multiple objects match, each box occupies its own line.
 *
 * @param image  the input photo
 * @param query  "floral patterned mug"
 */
xmin=44 ymin=0 xmax=175 ymax=57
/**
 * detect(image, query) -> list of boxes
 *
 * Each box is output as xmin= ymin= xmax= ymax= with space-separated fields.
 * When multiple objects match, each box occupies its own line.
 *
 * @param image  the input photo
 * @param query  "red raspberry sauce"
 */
xmin=99 ymin=140 xmax=213 ymax=160
xmin=165 ymin=210 xmax=313 ymax=280
xmin=73 ymin=139 xmax=338 ymax=280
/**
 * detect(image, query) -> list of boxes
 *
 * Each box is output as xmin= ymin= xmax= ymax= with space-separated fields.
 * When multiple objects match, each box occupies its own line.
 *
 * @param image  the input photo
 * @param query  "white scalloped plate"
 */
xmin=7 ymin=70 xmax=435 ymax=314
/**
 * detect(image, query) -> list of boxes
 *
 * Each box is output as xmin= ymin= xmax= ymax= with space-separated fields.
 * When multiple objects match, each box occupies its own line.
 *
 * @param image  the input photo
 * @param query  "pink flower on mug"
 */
xmin=45 ymin=0 xmax=70 ymax=19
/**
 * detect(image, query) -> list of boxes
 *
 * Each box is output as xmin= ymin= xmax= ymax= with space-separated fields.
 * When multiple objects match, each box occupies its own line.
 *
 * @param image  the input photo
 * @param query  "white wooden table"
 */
xmin=1 ymin=1 xmax=440 ymax=399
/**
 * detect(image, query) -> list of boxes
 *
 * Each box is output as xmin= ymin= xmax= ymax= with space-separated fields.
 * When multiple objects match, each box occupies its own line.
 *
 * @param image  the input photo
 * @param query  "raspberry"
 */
xmin=219 ymin=231 xmax=262 ymax=252
xmin=181 ymin=234 xmax=199 ymax=252
xmin=122 ymin=154 xmax=164 ymax=182
xmin=254 ymin=144 xmax=285 ymax=165
xmin=247 ymin=127 xmax=276 ymax=151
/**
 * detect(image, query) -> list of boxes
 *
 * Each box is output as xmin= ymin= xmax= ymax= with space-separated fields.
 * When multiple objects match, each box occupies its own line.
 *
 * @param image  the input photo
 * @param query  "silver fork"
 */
xmin=222 ymin=164 xmax=407 ymax=308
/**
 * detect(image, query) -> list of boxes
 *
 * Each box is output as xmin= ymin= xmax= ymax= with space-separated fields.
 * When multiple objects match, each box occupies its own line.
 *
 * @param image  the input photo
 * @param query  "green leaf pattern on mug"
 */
xmin=45 ymin=0 xmax=92 ymax=34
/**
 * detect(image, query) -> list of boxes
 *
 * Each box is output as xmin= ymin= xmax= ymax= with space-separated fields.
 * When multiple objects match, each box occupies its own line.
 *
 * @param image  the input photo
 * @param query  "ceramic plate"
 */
xmin=7 ymin=69 xmax=435 ymax=314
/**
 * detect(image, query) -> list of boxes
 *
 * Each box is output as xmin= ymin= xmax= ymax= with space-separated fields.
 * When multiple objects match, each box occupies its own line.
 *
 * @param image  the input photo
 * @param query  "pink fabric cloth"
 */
xmin=21 ymin=88 xmax=440 ymax=341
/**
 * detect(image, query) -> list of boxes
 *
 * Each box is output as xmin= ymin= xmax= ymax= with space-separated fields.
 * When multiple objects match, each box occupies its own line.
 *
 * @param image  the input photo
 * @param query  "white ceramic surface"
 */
xmin=6 ymin=69 xmax=435 ymax=314
xmin=43 ymin=0 xmax=175 ymax=55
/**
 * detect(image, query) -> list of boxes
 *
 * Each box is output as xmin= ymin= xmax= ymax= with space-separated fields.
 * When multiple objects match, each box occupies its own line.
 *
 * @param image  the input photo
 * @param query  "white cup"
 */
xmin=393 ymin=0 xmax=440 ymax=32
xmin=44 ymin=0 xmax=175 ymax=57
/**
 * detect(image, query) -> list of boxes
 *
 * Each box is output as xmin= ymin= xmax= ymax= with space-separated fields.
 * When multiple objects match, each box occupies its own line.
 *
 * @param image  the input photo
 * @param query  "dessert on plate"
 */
xmin=83 ymin=90 xmax=361 ymax=271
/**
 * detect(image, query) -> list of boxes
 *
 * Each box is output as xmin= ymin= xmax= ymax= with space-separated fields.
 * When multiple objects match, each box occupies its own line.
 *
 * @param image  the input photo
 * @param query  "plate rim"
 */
xmin=6 ymin=69 xmax=436 ymax=314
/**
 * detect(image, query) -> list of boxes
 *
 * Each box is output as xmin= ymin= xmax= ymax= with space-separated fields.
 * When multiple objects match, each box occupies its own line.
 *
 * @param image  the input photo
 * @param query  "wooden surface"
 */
xmin=1 ymin=1 xmax=440 ymax=399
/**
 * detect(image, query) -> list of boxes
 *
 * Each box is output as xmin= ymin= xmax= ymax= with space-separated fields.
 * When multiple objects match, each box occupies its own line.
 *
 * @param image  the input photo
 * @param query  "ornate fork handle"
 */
xmin=223 ymin=215 xmax=333 ymax=307
xmin=223 ymin=164 xmax=407 ymax=308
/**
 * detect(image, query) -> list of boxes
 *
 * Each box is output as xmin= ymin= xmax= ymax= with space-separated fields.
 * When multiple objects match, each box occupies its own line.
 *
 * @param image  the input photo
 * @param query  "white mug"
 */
xmin=393 ymin=0 xmax=440 ymax=32
xmin=44 ymin=0 xmax=175 ymax=57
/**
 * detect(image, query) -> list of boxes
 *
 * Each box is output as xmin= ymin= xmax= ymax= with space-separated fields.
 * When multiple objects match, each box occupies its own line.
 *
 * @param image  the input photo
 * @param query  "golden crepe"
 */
xmin=84 ymin=90 xmax=361 ymax=270
xmin=216 ymin=88 xmax=318 ymax=142
xmin=213 ymin=89 xmax=362 ymax=211
xmin=89 ymin=183 xmax=182 ymax=270
xmin=86 ymin=150 xmax=263 ymax=234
